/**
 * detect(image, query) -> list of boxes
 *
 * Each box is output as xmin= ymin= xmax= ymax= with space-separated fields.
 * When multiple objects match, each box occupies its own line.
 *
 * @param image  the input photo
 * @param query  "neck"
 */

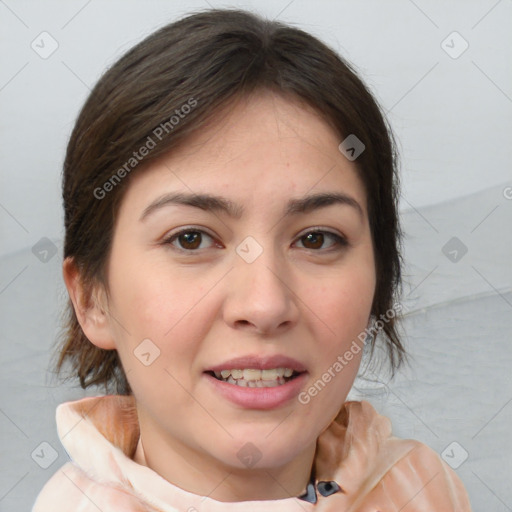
xmin=134 ymin=412 xmax=316 ymax=502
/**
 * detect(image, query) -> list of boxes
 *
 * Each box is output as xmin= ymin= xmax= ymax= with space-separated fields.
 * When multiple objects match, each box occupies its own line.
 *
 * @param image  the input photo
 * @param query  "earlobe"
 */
xmin=62 ymin=257 xmax=116 ymax=350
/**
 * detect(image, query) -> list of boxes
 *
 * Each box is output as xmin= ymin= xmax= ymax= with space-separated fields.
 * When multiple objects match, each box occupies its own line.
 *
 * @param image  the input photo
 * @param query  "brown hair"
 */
xmin=56 ymin=8 xmax=405 ymax=394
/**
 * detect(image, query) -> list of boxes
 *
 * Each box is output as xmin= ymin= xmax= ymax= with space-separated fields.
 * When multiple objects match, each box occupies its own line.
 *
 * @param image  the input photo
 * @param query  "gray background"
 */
xmin=1 ymin=0 xmax=511 ymax=510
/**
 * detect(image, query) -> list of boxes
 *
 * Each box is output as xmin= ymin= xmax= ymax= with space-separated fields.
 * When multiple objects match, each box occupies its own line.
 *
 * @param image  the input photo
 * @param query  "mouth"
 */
xmin=203 ymin=355 xmax=309 ymax=409
xmin=204 ymin=354 xmax=307 ymax=392
xmin=205 ymin=367 xmax=304 ymax=388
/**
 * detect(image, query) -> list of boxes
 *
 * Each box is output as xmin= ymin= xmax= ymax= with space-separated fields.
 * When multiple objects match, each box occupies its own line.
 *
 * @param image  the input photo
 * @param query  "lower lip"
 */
xmin=203 ymin=372 xmax=308 ymax=410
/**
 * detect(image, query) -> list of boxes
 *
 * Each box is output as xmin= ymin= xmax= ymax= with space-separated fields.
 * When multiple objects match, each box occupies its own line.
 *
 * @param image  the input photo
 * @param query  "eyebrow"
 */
xmin=139 ymin=191 xmax=364 ymax=221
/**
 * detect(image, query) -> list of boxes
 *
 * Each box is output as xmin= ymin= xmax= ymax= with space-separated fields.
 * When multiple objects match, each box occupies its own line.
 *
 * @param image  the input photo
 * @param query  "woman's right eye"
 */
xmin=162 ymin=229 xmax=219 ymax=252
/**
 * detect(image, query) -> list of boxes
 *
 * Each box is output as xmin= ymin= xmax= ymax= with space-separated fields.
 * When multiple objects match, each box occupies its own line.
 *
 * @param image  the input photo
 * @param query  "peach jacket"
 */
xmin=32 ymin=395 xmax=471 ymax=511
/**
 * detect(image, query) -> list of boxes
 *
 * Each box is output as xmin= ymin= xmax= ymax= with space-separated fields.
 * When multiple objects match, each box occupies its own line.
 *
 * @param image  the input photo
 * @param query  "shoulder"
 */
xmin=371 ymin=440 xmax=472 ymax=510
xmin=350 ymin=401 xmax=472 ymax=510
xmin=315 ymin=400 xmax=472 ymax=510
xmin=32 ymin=462 xmax=149 ymax=512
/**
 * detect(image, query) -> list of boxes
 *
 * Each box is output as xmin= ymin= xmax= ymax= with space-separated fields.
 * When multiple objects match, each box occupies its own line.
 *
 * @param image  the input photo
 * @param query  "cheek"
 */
xmin=109 ymin=258 xmax=207 ymax=336
xmin=303 ymin=255 xmax=375 ymax=398
xmin=311 ymin=267 xmax=375 ymax=337
xmin=108 ymin=263 xmax=220 ymax=380
xmin=299 ymin=271 xmax=373 ymax=428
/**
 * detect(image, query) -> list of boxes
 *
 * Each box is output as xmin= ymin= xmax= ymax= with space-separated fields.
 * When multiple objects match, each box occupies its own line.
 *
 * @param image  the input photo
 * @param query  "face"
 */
xmin=96 ymin=91 xmax=375 ymax=481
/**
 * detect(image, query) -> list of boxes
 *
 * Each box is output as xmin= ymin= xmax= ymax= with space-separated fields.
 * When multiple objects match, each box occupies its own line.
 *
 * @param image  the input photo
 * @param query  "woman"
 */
xmin=33 ymin=8 xmax=471 ymax=511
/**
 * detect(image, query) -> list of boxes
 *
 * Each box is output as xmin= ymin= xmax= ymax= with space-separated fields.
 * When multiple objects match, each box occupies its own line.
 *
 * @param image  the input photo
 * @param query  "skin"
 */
xmin=64 ymin=90 xmax=376 ymax=502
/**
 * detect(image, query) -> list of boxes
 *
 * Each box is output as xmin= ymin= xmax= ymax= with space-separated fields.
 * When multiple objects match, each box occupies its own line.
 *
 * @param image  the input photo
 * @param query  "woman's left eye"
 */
xmin=294 ymin=231 xmax=347 ymax=251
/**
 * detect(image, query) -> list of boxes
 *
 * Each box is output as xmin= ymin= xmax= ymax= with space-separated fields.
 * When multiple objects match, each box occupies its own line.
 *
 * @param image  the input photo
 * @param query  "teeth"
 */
xmin=243 ymin=369 xmax=261 ymax=381
xmin=211 ymin=367 xmax=297 ymax=386
xmin=227 ymin=376 xmax=247 ymax=387
xmin=227 ymin=376 xmax=287 ymax=387
xmin=214 ymin=367 xmax=294 ymax=380
xmin=262 ymin=369 xmax=278 ymax=380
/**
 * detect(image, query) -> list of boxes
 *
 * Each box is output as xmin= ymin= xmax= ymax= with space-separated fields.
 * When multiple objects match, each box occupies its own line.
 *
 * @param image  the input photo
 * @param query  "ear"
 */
xmin=63 ymin=257 xmax=116 ymax=350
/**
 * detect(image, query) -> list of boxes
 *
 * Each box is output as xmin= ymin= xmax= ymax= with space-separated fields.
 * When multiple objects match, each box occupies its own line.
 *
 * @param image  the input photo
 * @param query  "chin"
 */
xmin=212 ymin=430 xmax=311 ymax=471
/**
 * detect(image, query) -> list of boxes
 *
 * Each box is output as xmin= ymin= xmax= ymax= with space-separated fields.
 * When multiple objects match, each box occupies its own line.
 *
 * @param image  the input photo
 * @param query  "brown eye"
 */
xmin=163 ymin=229 xmax=217 ymax=252
xmin=301 ymin=232 xmax=324 ymax=249
xmin=296 ymin=230 xmax=347 ymax=251
xmin=178 ymin=231 xmax=202 ymax=250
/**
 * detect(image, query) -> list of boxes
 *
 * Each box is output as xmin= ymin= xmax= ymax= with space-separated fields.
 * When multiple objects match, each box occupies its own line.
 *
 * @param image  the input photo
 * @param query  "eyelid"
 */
xmin=295 ymin=225 xmax=345 ymax=237
xmin=162 ymin=225 xmax=217 ymax=240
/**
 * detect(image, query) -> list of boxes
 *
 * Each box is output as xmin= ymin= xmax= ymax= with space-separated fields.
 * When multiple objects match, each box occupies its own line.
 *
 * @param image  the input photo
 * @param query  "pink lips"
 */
xmin=203 ymin=354 xmax=308 ymax=410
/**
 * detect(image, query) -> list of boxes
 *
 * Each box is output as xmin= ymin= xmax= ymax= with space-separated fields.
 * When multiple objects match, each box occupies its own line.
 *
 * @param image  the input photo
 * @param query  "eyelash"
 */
xmin=161 ymin=226 xmax=348 ymax=254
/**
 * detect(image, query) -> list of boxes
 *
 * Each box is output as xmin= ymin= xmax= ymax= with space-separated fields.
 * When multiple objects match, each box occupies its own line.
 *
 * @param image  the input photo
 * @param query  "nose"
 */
xmin=222 ymin=247 xmax=300 ymax=336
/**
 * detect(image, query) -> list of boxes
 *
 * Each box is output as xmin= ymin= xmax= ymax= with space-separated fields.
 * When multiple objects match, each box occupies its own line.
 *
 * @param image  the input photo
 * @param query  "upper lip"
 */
xmin=206 ymin=354 xmax=307 ymax=373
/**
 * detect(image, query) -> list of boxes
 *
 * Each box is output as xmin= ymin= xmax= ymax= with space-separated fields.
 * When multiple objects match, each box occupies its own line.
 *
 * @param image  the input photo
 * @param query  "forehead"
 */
xmin=122 ymin=90 xmax=367 ymax=214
